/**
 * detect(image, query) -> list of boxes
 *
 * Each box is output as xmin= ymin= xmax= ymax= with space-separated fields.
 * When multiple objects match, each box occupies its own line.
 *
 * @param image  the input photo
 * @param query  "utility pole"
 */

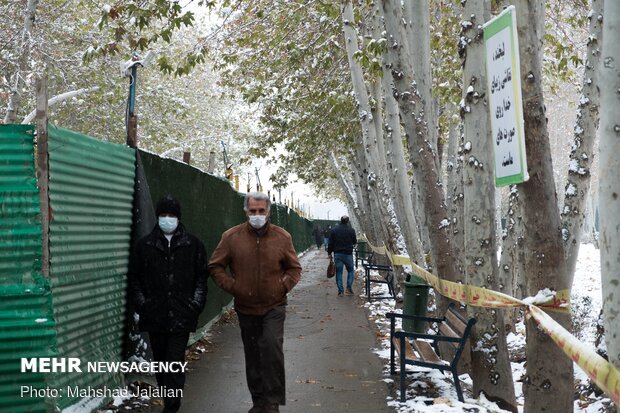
xmin=255 ymin=168 xmax=262 ymax=192
xmin=122 ymin=51 xmax=155 ymax=148
xmin=221 ymin=140 xmax=233 ymax=181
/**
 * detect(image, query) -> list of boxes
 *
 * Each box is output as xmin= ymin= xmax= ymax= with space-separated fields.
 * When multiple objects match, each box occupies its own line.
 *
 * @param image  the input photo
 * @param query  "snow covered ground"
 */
xmin=363 ymin=243 xmax=615 ymax=413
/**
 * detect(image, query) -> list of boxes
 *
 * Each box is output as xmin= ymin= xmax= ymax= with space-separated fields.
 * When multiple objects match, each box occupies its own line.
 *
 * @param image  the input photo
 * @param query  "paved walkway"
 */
xmin=180 ymin=248 xmax=392 ymax=412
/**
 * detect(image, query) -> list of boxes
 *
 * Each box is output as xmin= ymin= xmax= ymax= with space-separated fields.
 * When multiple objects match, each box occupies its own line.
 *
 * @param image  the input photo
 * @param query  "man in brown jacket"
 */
xmin=208 ymin=191 xmax=302 ymax=413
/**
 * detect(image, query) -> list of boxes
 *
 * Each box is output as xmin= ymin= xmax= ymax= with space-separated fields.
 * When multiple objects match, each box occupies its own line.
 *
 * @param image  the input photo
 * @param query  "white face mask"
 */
xmin=248 ymin=214 xmax=268 ymax=229
xmin=158 ymin=216 xmax=178 ymax=234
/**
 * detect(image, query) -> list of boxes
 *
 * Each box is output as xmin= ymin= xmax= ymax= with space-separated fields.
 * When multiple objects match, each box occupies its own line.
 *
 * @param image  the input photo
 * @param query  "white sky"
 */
xmin=240 ymin=172 xmax=348 ymax=220
xmin=248 ymin=151 xmax=348 ymax=220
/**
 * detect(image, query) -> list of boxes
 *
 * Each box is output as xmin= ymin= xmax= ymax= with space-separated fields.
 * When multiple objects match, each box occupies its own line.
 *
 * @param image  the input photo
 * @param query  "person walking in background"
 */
xmin=323 ymin=225 xmax=332 ymax=251
xmin=328 ymin=215 xmax=357 ymax=297
xmin=313 ymin=225 xmax=323 ymax=249
xmin=128 ymin=195 xmax=208 ymax=413
xmin=208 ymin=192 xmax=302 ymax=413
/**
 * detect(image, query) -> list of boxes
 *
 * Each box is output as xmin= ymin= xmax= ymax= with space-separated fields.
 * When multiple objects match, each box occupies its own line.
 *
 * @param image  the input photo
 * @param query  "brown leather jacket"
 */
xmin=208 ymin=222 xmax=302 ymax=315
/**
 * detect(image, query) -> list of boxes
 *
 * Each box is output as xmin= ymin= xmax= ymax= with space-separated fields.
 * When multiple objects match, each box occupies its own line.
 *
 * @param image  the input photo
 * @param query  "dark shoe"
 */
xmin=345 ymin=288 xmax=354 ymax=296
xmin=248 ymin=405 xmax=264 ymax=413
xmin=264 ymin=404 xmax=280 ymax=413
xmin=337 ymin=291 xmax=344 ymax=297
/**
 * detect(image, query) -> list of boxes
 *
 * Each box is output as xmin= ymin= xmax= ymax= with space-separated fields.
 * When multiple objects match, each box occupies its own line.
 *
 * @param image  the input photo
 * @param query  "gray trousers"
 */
xmin=237 ymin=305 xmax=286 ymax=406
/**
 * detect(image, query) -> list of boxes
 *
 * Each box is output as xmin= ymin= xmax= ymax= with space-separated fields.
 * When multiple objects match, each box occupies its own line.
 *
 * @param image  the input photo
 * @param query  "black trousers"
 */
xmin=237 ymin=305 xmax=286 ymax=406
xmin=149 ymin=331 xmax=190 ymax=412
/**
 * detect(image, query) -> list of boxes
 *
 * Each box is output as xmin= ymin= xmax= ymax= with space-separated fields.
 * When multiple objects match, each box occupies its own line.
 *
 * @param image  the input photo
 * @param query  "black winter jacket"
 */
xmin=128 ymin=223 xmax=208 ymax=332
xmin=327 ymin=223 xmax=357 ymax=255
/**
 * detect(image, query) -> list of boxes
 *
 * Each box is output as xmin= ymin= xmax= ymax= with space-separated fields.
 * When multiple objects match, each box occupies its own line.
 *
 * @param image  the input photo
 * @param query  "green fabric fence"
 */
xmin=139 ymin=150 xmax=314 ymax=338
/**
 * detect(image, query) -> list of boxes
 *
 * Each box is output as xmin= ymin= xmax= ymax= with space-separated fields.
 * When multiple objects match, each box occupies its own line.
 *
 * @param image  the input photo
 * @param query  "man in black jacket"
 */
xmin=128 ymin=195 xmax=208 ymax=413
xmin=327 ymin=216 xmax=357 ymax=296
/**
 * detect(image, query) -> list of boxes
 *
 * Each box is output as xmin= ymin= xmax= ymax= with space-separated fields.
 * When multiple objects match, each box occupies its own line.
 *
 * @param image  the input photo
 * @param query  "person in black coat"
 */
xmin=327 ymin=216 xmax=357 ymax=296
xmin=128 ymin=195 xmax=208 ymax=413
xmin=313 ymin=225 xmax=323 ymax=249
xmin=323 ymin=225 xmax=332 ymax=251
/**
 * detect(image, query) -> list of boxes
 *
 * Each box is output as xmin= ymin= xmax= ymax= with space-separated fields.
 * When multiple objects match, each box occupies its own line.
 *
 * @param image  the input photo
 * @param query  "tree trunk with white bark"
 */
xmin=329 ymin=153 xmax=364 ymax=226
xmin=446 ymin=119 xmax=465 ymax=280
xmin=403 ymin=0 xmax=438 ymax=153
xmin=372 ymin=2 xmax=425 ymax=267
xmin=498 ymin=185 xmax=527 ymax=301
xmin=562 ymin=0 xmax=603 ymax=277
xmin=598 ymin=3 xmax=620 ymax=411
xmin=380 ymin=0 xmax=458 ymax=290
xmin=460 ymin=1 xmax=516 ymax=409
xmin=343 ymin=0 xmax=403 ymax=259
xmin=512 ymin=1 xmax=574 ymax=411
xmin=351 ymin=145 xmax=383 ymax=246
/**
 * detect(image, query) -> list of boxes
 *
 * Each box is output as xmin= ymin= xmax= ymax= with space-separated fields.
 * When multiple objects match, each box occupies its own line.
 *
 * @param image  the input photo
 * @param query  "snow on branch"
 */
xmin=21 ymin=87 xmax=100 ymax=124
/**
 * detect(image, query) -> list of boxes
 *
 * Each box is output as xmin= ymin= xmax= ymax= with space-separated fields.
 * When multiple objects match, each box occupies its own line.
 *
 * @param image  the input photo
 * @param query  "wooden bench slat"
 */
xmin=445 ymin=308 xmax=467 ymax=336
xmin=437 ymin=322 xmax=460 ymax=350
xmin=413 ymin=340 xmax=441 ymax=363
xmin=392 ymin=336 xmax=417 ymax=360
xmin=438 ymin=321 xmax=459 ymax=339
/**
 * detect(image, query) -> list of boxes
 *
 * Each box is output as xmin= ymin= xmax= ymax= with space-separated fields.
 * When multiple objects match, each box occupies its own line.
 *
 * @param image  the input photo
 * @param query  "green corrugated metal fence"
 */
xmin=47 ymin=126 xmax=136 ymax=410
xmin=1 ymin=125 xmax=313 ymax=412
xmin=0 ymin=125 xmax=56 ymax=413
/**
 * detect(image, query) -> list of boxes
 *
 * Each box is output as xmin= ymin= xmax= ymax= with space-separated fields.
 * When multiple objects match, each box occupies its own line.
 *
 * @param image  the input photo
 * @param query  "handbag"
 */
xmin=326 ymin=257 xmax=336 ymax=278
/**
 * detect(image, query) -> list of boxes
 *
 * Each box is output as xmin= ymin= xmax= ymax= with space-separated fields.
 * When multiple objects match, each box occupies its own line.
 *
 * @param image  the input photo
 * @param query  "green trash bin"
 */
xmin=356 ymin=241 xmax=368 ymax=267
xmin=402 ymin=274 xmax=430 ymax=333
xmin=357 ymin=241 xmax=367 ymax=256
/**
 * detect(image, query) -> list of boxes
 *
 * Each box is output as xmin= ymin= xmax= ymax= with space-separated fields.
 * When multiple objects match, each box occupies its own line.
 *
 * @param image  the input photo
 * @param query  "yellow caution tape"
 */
xmin=363 ymin=236 xmax=568 ymax=312
xmin=408 ymin=259 xmax=570 ymax=313
xmin=388 ymin=253 xmax=412 ymax=267
xmin=527 ymin=305 xmax=620 ymax=406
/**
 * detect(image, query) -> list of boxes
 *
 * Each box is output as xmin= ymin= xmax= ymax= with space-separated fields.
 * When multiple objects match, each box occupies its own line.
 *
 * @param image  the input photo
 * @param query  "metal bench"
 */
xmin=363 ymin=262 xmax=395 ymax=300
xmin=355 ymin=248 xmax=374 ymax=269
xmin=386 ymin=303 xmax=476 ymax=402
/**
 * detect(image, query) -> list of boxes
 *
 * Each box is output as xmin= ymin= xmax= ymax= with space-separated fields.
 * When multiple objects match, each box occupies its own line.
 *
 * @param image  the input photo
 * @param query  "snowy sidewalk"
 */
xmin=179 ymin=248 xmax=392 ymax=412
